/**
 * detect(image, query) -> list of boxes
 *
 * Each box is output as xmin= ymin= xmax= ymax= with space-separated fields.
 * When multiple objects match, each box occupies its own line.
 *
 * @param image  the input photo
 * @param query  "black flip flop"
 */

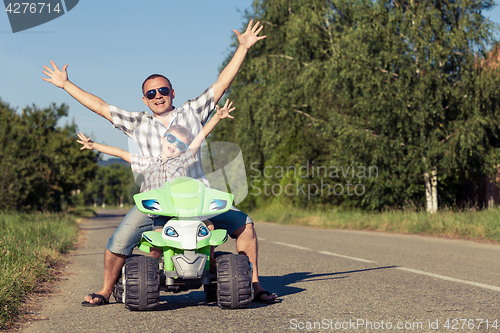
xmin=81 ymin=293 xmax=109 ymax=307
xmin=252 ymin=290 xmax=278 ymax=303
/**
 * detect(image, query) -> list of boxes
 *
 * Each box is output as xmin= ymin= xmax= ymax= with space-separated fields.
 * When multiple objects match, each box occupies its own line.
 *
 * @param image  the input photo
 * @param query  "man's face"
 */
xmin=142 ymin=77 xmax=175 ymax=116
xmin=161 ymin=131 xmax=188 ymax=159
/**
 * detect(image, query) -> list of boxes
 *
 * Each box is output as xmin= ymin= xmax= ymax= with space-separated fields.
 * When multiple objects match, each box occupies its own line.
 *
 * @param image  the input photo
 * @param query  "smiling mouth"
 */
xmin=155 ymin=100 xmax=165 ymax=106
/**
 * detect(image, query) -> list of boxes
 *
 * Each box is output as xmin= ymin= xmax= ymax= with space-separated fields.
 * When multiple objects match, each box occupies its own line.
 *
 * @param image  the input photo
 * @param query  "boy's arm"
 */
xmin=212 ymin=20 xmax=266 ymax=105
xmin=77 ymin=132 xmax=131 ymax=163
xmin=43 ymin=61 xmax=113 ymax=123
xmin=189 ymin=100 xmax=235 ymax=155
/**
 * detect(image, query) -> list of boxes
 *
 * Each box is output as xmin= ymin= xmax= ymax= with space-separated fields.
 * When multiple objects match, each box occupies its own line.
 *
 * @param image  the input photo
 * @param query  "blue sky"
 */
xmin=0 ymin=1 xmax=499 ymax=158
xmin=0 ymin=1 xmax=255 ymax=154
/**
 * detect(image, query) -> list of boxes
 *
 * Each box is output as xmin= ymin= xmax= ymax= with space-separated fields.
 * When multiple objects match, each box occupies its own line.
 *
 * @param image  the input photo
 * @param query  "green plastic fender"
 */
xmin=138 ymin=229 xmax=228 ymax=252
xmin=133 ymin=176 xmax=234 ymax=218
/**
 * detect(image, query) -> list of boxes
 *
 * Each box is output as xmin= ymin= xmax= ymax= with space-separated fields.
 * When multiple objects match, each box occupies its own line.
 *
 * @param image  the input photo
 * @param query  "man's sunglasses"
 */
xmin=145 ymin=87 xmax=170 ymax=100
xmin=164 ymin=133 xmax=188 ymax=152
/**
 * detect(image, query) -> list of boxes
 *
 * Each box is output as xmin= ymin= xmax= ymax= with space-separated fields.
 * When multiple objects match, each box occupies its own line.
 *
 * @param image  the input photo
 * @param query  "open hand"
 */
xmin=43 ymin=60 xmax=68 ymax=88
xmin=77 ymin=132 xmax=94 ymax=150
xmin=233 ymin=20 xmax=267 ymax=50
xmin=216 ymin=99 xmax=235 ymax=119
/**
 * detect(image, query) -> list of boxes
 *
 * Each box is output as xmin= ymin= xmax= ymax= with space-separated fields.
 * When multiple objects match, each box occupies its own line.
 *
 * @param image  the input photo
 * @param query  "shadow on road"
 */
xmin=259 ymin=266 xmax=398 ymax=299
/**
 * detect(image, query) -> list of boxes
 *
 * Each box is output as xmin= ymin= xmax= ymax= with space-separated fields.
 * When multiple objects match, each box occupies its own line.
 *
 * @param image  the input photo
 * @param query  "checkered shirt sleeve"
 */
xmin=179 ymin=85 xmax=215 ymax=126
xmin=130 ymin=154 xmax=154 ymax=174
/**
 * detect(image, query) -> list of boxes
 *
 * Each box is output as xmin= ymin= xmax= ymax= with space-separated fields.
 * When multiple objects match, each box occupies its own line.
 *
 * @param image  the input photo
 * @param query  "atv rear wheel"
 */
xmin=216 ymin=253 xmax=252 ymax=309
xmin=123 ymin=256 xmax=160 ymax=311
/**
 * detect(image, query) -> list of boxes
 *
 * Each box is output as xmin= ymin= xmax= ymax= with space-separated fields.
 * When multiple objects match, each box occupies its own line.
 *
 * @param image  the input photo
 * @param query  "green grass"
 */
xmin=249 ymin=203 xmax=500 ymax=243
xmin=0 ymin=212 xmax=80 ymax=329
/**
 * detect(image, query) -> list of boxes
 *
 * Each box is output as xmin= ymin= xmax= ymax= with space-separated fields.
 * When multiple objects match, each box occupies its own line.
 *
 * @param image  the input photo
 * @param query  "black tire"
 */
xmin=123 ymin=256 xmax=160 ymax=311
xmin=204 ymin=251 xmax=232 ymax=302
xmin=113 ymin=275 xmax=124 ymax=303
xmin=216 ymin=254 xmax=253 ymax=309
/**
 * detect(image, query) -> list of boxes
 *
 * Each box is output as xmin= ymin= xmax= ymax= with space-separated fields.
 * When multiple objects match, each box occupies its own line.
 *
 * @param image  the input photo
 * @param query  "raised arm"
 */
xmin=212 ymin=20 xmax=267 ymax=104
xmin=43 ymin=61 xmax=113 ymax=123
xmin=189 ymin=99 xmax=235 ymax=155
xmin=77 ymin=132 xmax=131 ymax=163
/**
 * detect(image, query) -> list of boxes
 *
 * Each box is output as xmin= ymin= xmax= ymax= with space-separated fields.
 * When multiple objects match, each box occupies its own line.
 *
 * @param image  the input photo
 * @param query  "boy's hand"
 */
xmin=77 ymin=132 xmax=94 ymax=150
xmin=233 ymin=20 xmax=266 ymax=50
xmin=216 ymin=99 xmax=235 ymax=119
xmin=43 ymin=60 xmax=69 ymax=88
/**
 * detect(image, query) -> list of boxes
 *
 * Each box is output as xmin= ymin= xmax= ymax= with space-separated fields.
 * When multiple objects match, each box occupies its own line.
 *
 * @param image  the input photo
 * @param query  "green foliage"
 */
xmin=0 ymin=99 xmax=97 ymax=211
xmin=249 ymin=202 xmax=500 ymax=242
xmin=0 ymin=212 xmax=79 ymax=329
xmin=83 ymin=164 xmax=139 ymax=206
xmin=213 ymin=0 xmax=500 ymax=211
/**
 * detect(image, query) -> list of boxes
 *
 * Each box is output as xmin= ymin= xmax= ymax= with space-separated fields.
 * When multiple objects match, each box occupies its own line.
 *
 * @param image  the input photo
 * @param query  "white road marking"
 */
xmin=319 ymin=251 xmax=377 ymax=263
xmin=266 ymin=240 xmax=500 ymax=292
xmin=396 ymin=267 xmax=500 ymax=292
xmin=273 ymin=241 xmax=311 ymax=251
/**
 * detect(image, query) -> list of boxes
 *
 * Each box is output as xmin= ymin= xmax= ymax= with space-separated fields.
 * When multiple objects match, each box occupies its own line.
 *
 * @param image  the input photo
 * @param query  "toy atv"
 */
xmin=113 ymin=176 xmax=253 ymax=310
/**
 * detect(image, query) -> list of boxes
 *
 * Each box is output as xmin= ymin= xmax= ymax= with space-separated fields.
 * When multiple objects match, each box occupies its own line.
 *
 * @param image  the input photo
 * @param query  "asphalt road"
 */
xmin=21 ymin=209 xmax=500 ymax=332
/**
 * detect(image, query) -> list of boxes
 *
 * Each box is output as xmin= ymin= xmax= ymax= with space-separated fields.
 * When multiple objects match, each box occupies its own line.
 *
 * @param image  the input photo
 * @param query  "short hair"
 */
xmin=167 ymin=124 xmax=194 ymax=145
xmin=142 ymin=74 xmax=172 ymax=94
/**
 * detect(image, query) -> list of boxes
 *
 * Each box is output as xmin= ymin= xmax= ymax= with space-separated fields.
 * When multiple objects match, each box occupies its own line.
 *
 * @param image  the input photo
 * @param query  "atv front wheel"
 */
xmin=123 ymin=256 xmax=160 ymax=311
xmin=216 ymin=254 xmax=252 ymax=309
xmin=113 ymin=275 xmax=124 ymax=303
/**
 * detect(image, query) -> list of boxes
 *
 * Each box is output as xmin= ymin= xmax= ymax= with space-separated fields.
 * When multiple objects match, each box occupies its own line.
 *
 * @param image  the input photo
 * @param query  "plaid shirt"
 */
xmin=130 ymin=149 xmax=198 ymax=192
xmin=109 ymin=85 xmax=214 ymax=191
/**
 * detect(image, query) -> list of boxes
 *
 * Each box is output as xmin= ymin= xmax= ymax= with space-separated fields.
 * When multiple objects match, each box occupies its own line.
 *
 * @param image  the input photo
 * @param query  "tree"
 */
xmin=211 ymin=0 xmax=500 ymax=212
xmin=83 ymin=164 xmax=139 ymax=207
xmin=0 ymin=99 xmax=97 ymax=211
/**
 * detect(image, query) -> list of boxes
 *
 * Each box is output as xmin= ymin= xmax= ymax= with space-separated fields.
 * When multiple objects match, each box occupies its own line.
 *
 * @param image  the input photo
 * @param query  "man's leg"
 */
xmin=84 ymin=250 xmax=126 ymax=304
xmin=209 ymin=207 xmax=277 ymax=302
xmin=232 ymin=223 xmax=277 ymax=302
xmin=84 ymin=206 xmax=153 ymax=304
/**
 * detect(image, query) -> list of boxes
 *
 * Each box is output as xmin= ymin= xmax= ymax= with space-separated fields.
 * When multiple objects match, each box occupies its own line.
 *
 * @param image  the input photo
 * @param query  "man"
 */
xmin=43 ymin=20 xmax=277 ymax=305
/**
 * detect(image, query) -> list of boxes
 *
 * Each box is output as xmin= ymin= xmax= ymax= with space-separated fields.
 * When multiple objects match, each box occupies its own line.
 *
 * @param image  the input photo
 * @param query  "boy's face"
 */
xmin=161 ymin=131 xmax=188 ymax=159
xmin=142 ymin=77 xmax=175 ymax=116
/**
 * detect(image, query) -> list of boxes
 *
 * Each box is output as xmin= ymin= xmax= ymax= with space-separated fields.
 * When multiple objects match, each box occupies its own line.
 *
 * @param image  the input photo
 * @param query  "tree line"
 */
xmin=213 ymin=0 xmax=500 ymax=212
xmin=0 ymin=100 xmax=138 ymax=211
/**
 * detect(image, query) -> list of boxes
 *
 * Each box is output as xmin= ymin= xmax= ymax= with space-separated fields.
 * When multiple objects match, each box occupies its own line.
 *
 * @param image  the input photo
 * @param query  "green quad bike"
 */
xmin=113 ymin=176 xmax=253 ymax=310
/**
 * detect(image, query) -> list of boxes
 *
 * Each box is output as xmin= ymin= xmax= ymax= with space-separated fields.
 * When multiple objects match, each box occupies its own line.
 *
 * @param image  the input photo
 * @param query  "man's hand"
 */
xmin=77 ymin=132 xmax=94 ymax=150
xmin=233 ymin=20 xmax=267 ymax=50
xmin=216 ymin=99 xmax=235 ymax=119
xmin=43 ymin=60 xmax=69 ymax=88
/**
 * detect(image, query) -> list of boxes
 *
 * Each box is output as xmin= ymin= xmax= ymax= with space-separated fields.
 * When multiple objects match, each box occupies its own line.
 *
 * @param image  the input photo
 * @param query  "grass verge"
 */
xmin=0 ymin=212 xmax=82 ymax=330
xmin=249 ymin=203 xmax=500 ymax=243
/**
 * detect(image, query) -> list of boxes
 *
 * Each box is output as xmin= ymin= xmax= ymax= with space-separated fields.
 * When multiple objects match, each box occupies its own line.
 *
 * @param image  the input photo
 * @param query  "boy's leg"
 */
xmin=203 ymin=219 xmax=215 ymax=231
xmin=150 ymin=227 xmax=164 ymax=259
xmin=149 ymin=216 xmax=171 ymax=259
xmin=83 ymin=206 xmax=154 ymax=305
xmin=202 ymin=220 xmax=216 ymax=269
xmin=208 ymin=207 xmax=277 ymax=302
